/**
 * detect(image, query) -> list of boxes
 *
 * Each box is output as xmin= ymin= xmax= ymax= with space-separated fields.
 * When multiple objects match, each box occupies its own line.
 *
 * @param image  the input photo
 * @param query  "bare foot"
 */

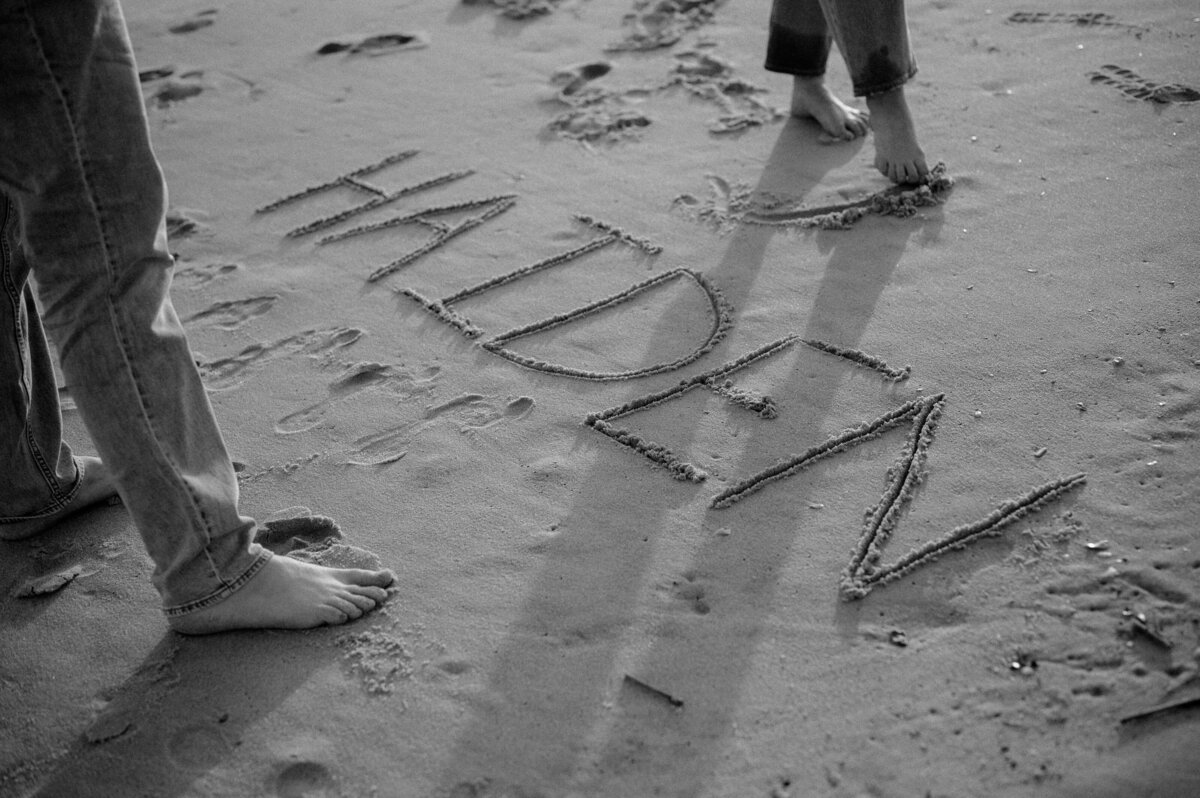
xmin=790 ymin=76 xmax=869 ymax=143
xmin=168 ymin=554 xmax=395 ymax=635
xmin=865 ymin=86 xmax=928 ymax=184
xmin=0 ymin=456 xmax=119 ymax=540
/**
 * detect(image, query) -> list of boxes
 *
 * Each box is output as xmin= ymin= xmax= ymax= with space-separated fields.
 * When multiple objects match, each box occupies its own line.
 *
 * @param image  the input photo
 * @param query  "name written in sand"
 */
xmin=259 ymin=152 xmax=1085 ymax=600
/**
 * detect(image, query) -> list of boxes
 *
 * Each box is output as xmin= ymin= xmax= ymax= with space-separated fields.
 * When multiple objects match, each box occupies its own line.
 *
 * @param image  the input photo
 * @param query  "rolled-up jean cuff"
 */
xmin=162 ymin=547 xmax=273 ymax=617
xmin=854 ymin=65 xmax=918 ymax=97
xmin=0 ymin=462 xmax=83 ymax=523
xmin=764 ymin=60 xmax=825 ymax=77
xmin=764 ymin=26 xmax=831 ymax=77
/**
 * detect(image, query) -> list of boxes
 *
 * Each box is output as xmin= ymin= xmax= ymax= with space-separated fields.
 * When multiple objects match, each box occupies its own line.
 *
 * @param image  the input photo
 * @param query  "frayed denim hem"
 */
xmin=0 ymin=470 xmax=81 ymax=522
xmin=162 ymin=547 xmax=273 ymax=617
xmin=764 ymin=61 xmax=826 ymax=78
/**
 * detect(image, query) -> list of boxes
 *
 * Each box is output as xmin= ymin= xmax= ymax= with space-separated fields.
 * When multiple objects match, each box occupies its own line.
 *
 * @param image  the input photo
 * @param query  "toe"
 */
xmin=319 ymin=606 xmax=351 ymax=626
xmin=336 ymin=567 xmax=395 ymax=588
xmin=345 ymin=591 xmax=378 ymax=613
xmin=350 ymin=584 xmax=390 ymax=603
xmin=330 ymin=595 xmax=365 ymax=620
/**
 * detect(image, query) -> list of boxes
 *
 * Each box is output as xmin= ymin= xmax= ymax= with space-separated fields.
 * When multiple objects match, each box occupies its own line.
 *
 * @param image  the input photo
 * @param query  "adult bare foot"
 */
xmin=0 ymin=456 xmax=119 ymax=541
xmin=790 ymin=76 xmax=869 ymax=143
xmin=865 ymin=86 xmax=928 ymax=184
xmin=168 ymin=554 xmax=395 ymax=635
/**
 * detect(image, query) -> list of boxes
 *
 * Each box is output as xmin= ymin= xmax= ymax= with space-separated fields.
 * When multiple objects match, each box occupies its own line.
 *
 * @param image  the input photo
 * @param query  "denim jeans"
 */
xmin=765 ymin=0 xmax=917 ymax=97
xmin=0 ymin=0 xmax=269 ymax=616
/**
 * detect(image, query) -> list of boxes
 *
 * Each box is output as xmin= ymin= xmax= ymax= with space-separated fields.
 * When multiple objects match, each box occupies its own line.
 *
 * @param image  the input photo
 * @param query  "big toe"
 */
xmin=365 ymin=569 xmax=395 ymax=587
xmin=332 ymin=567 xmax=393 ymax=586
xmin=344 ymin=591 xmax=381 ymax=612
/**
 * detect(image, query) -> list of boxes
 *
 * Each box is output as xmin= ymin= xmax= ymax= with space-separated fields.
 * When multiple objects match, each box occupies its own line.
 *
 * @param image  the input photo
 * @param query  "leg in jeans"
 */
xmin=764 ymin=0 xmax=870 ymax=143
xmin=819 ymin=0 xmax=927 ymax=183
xmin=0 ymin=189 xmax=117 ymax=540
xmin=765 ymin=0 xmax=928 ymax=182
xmin=0 ymin=0 xmax=392 ymax=632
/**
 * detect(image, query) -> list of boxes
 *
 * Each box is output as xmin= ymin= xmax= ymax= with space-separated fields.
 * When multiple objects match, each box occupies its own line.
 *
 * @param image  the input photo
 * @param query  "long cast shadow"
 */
xmin=581 ymin=173 xmax=942 ymax=795
xmin=435 ymin=119 xmax=941 ymax=795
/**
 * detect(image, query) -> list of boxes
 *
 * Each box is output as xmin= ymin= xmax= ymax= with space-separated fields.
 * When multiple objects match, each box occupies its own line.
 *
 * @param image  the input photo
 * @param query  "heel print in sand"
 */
xmin=1088 ymin=64 xmax=1200 ymax=105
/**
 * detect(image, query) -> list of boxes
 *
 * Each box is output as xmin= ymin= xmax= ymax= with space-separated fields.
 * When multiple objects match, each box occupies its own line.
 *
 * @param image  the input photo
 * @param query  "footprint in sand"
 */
xmin=550 ymin=60 xmax=614 ymax=99
xmin=469 ymin=0 xmax=563 ymax=21
xmin=1005 ymin=11 xmax=1147 ymax=34
xmin=150 ymin=79 xmax=205 ymax=107
xmin=344 ymin=424 xmax=416 ymax=467
xmin=138 ymin=64 xmax=175 ymax=82
xmin=668 ymin=50 xmax=782 ymax=134
xmin=275 ymin=761 xmax=336 ymax=798
xmin=1088 ymin=64 xmax=1200 ymax=104
xmin=547 ymin=103 xmax=652 ymax=143
xmin=424 ymin=394 xmax=535 ymax=432
xmin=339 ymin=393 xmax=530 ymax=466
xmin=185 ymin=295 xmax=278 ymax=330
xmin=10 ymin=564 xmax=86 ymax=598
xmin=545 ymin=44 xmax=776 ymax=141
xmin=168 ymin=9 xmax=216 ymax=35
xmin=605 ymin=0 xmax=725 ymax=52
xmin=166 ymin=207 xmax=207 ymax=239
xmin=316 ymin=31 xmax=430 ymax=56
xmin=274 ymin=362 xmax=440 ymax=434
xmin=174 ymin=261 xmax=240 ymax=289
xmin=196 ymin=327 xmax=364 ymax=390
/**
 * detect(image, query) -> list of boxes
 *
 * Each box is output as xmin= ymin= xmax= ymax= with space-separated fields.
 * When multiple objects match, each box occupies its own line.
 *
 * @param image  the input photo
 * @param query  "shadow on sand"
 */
xmin=434 ymin=118 xmax=945 ymax=796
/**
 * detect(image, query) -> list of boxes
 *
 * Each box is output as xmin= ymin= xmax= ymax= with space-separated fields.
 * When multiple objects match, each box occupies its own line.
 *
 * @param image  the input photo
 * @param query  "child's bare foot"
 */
xmin=0 ymin=456 xmax=119 ymax=541
xmin=168 ymin=554 xmax=395 ymax=635
xmin=790 ymin=76 xmax=869 ymax=143
xmin=865 ymin=86 xmax=928 ymax=184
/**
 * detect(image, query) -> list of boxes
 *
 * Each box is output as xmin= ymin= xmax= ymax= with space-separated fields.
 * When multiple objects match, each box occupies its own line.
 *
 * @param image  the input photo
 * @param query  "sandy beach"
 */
xmin=2 ymin=0 xmax=1199 ymax=796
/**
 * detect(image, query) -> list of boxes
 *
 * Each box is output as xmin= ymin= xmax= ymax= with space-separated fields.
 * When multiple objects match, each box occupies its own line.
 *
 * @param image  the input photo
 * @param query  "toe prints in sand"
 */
xmin=1087 ymin=64 xmax=1200 ymax=105
xmin=546 ymin=49 xmax=782 ymax=142
xmin=1005 ymin=11 xmax=1149 ymax=35
xmin=587 ymin=335 xmax=1085 ymax=599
